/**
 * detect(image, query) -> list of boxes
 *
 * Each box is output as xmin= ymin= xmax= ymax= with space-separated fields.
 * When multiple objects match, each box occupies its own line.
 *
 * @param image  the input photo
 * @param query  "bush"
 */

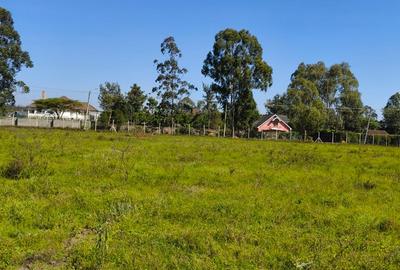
xmin=1 ymin=158 xmax=25 ymax=179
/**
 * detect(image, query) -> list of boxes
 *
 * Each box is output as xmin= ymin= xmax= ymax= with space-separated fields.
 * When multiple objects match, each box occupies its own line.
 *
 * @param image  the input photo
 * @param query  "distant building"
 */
xmin=367 ymin=130 xmax=389 ymax=136
xmin=254 ymin=114 xmax=292 ymax=134
xmin=25 ymin=96 xmax=100 ymax=121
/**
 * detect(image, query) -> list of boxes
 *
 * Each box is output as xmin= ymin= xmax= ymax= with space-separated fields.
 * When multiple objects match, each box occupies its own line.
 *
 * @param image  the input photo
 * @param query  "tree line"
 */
xmin=1 ymin=7 xmax=400 ymax=135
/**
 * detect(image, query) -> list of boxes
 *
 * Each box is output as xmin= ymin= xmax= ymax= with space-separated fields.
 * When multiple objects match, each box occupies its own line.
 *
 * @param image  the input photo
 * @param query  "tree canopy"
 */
xmin=126 ymin=84 xmax=147 ymax=124
xmin=383 ymin=92 xmax=400 ymax=134
xmin=33 ymin=97 xmax=80 ymax=119
xmin=267 ymin=62 xmax=365 ymax=133
xmin=153 ymin=36 xmax=196 ymax=126
xmin=0 ymin=7 xmax=33 ymax=114
xmin=202 ymin=28 xmax=272 ymax=136
xmin=98 ymin=82 xmax=126 ymax=126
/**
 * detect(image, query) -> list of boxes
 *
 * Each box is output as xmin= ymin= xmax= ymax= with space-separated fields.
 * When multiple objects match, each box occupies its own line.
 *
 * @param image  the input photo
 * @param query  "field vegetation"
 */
xmin=0 ymin=128 xmax=400 ymax=269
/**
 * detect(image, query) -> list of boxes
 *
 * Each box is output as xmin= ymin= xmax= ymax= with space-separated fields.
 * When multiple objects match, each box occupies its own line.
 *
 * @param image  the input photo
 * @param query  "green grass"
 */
xmin=0 ymin=128 xmax=400 ymax=269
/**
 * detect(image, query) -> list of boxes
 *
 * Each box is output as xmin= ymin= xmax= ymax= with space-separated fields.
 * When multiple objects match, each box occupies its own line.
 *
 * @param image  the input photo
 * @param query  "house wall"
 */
xmin=27 ymin=110 xmax=99 ymax=120
xmin=18 ymin=118 xmax=52 ymax=128
xmin=258 ymin=120 xmax=290 ymax=133
xmin=53 ymin=119 xmax=82 ymax=129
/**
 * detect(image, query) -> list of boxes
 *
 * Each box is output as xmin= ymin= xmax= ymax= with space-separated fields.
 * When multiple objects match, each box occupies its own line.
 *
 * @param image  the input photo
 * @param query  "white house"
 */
xmin=26 ymin=96 xmax=100 ymax=121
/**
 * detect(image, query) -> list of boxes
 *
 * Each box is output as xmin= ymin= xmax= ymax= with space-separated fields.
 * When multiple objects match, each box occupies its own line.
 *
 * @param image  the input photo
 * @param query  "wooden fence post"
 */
xmin=331 ymin=132 xmax=334 ymax=144
xmin=188 ymin=124 xmax=191 ymax=136
xmin=203 ymin=125 xmax=206 ymax=136
xmin=218 ymin=126 xmax=220 ymax=138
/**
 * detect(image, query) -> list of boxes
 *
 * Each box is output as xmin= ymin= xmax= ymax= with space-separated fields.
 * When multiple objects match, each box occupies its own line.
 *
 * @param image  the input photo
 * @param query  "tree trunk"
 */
xmin=223 ymin=103 xmax=227 ymax=137
xmin=231 ymin=94 xmax=235 ymax=138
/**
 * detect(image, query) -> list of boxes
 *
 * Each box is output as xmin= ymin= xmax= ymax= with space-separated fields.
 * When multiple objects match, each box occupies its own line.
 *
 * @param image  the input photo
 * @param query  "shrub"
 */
xmin=1 ymin=158 xmax=25 ymax=179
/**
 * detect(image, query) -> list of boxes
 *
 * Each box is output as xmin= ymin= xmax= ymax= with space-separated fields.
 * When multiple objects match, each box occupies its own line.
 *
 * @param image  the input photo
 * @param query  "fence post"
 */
xmin=346 ymin=132 xmax=348 ymax=143
xmin=188 ymin=124 xmax=191 ymax=136
xmin=386 ymin=135 xmax=388 ymax=146
xmin=304 ymin=130 xmax=307 ymax=142
xmin=127 ymin=121 xmax=130 ymax=132
xmin=372 ymin=135 xmax=375 ymax=145
xmin=203 ymin=125 xmax=206 ymax=136
xmin=290 ymin=130 xmax=292 ymax=141
xmin=247 ymin=128 xmax=250 ymax=139
xmin=218 ymin=126 xmax=220 ymax=138
xmin=95 ymin=119 xmax=97 ymax=131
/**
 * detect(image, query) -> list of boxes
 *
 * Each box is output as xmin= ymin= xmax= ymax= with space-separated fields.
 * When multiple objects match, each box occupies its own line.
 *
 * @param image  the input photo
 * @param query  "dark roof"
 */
xmin=74 ymin=102 xmax=98 ymax=112
xmin=253 ymin=114 xmax=289 ymax=128
xmin=367 ymin=130 xmax=389 ymax=136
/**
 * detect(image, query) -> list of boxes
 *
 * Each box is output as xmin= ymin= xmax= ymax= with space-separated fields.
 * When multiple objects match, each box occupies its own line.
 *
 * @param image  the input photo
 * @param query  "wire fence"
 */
xmin=1 ymin=117 xmax=400 ymax=147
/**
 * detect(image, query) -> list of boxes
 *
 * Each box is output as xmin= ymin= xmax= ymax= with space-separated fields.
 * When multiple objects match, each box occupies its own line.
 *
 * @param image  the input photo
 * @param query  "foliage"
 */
xmin=286 ymin=78 xmax=326 ymax=133
xmin=362 ymin=105 xmax=380 ymax=130
xmin=143 ymin=97 xmax=160 ymax=125
xmin=0 ymin=8 xmax=33 ymax=114
xmin=267 ymin=62 xmax=365 ymax=132
xmin=33 ymin=97 xmax=80 ymax=119
xmin=98 ymin=82 xmax=126 ymax=126
xmin=0 ymin=128 xmax=400 ymax=269
xmin=202 ymin=28 xmax=273 ymax=135
xmin=153 ymin=36 xmax=196 ymax=126
xmin=383 ymin=92 xmax=400 ymax=134
xmin=126 ymin=84 xmax=147 ymax=124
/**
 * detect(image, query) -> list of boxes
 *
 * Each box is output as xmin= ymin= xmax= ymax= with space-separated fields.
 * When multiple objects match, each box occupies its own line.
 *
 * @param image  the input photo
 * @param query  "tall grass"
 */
xmin=0 ymin=128 xmax=399 ymax=269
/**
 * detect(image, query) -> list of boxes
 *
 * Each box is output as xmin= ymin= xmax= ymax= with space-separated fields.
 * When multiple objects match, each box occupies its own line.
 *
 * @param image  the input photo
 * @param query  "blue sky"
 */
xmin=3 ymin=0 xmax=400 ymax=117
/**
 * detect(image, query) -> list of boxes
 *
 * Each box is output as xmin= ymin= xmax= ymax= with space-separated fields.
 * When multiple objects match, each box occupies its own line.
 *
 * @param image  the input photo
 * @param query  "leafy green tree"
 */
xmin=176 ymin=97 xmax=195 ymax=126
xmin=202 ymin=84 xmax=221 ymax=129
xmin=143 ymin=97 xmax=160 ymax=125
xmin=383 ymin=92 xmax=400 ymax=134
xmin=202 ymin=28 xmax=273 ymax=137
xmin=286 ymin=78 xmax=326 ymax=133
xmin=266 ymin=94 xmax=289 ymax=115
xmin=236 ymin=89 xmax=259 ymax=133
xmin=126 ymin=84 xmax=147 ymax=124
xmin=267 ymin=62 xmax=363 ymax=132
xmin=362 ymin=105 xmax=380 ymax=130
xmin=332 ymin=63 xmax=364 ymax=131
xmin=98 ymin=82 xmax=126 ymax=126
xmin=338 ymin=89 xmax=364 ymax=131
xmin=0 ymin=8 xmax=33 ymax=114
xmin=152 ymin=36 xmax=196 ymax=127
xmin=33 ymin=97 xmax=80 ymax=119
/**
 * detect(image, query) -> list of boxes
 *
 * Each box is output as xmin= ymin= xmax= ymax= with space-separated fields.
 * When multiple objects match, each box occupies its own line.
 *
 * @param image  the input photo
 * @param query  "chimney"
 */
xmin=41 ymin=90 xmax=47 ymax=99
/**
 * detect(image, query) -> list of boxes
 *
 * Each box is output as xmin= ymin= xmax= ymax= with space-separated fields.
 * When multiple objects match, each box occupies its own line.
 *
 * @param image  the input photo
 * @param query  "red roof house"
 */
xmin=254 ymin=114 xmax=292 ymax=133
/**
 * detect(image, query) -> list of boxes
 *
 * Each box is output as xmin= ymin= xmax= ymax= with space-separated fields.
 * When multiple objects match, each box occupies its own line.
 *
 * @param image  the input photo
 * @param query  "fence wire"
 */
xmin=1 ymin=117 xmax=400 ymax=147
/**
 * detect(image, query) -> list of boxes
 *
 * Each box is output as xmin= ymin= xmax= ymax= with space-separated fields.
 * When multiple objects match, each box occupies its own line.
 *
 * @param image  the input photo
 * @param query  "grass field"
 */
xmin=0 ymin=128 xmax=400 ymax=269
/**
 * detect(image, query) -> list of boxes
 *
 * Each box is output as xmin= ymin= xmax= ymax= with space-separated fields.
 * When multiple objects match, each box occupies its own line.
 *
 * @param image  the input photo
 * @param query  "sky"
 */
xmin=2 ymin=0 xmax=400 ymax=117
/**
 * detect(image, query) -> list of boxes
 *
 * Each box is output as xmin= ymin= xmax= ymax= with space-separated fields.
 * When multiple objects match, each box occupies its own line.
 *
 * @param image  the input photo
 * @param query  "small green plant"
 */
xmin=1 ymin=138 xmax=49 ymax=180
xmin=1 ymin=158 xmax=25 ymax=179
